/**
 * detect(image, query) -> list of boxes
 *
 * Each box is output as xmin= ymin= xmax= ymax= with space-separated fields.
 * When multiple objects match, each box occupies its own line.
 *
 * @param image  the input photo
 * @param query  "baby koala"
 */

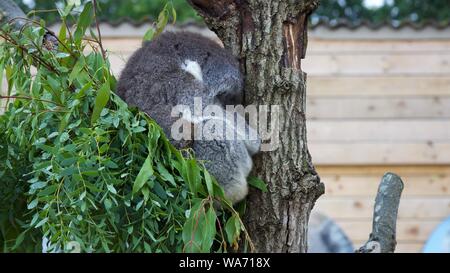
xmin=117 ymin=31 xmax=260 ymax=203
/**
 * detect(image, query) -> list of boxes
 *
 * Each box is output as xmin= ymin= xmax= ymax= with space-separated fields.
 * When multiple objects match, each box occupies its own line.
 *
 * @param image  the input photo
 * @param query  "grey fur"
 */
xmin=117 ymin=32 xmax=260 ymax=203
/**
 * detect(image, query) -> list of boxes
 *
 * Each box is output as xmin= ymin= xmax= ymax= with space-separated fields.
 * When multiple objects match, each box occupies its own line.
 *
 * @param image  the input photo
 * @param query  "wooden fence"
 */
xmin=304 ymin=28 xmax=450 ymax=252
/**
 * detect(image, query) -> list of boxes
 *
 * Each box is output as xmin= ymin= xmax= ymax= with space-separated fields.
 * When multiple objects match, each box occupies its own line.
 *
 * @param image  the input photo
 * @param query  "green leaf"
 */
xmin=59 ymin=113 xmax=71 ymax=133
xmin=153 ymin=181 xmax=168 ymax=200
xmin=61 ymin=4 xmax=74 ymax=17
xmin=69 ymin=57 xmax=85 ymax=85
xmin=35 ymin=217 xmax=49 ymax=228
xmin=77 ymin=2 xmax=93 ymax=29
xmin=55 ymin=52 xmax=70 ymax=59
xmin=201 ymin=206 xmax=216 ymax=252
xmin=5 ymin=65 xmax=13 ymax=95
xmin=91 ymin=82 xmax=110 ymax=125
xmin=248 ymin=176 xmax=268 ymax=193
xmin=187 ymin=159 xmax=200 ymax=195
xmin=0 ymin=61 xmax=5 ymax=93
xmin=156 ymin=162 xmax=175 ymax=185
xmin=74 ymin=2 xmax=93 ymax=45
xmin=12 ymin=232 xmax=26 ymax=250
xmin=143 ymin=28 xmax=155 ymax=42
xmin=104 ymin=199 xmax=112 ymax=210
xmin=48 ymin=132 xmax=59 ymax=139
xmin=60 ymin=132 xmax=70 ymax=143
xmin=132 ymin=155 xmax=154 ymax=195
xmin=37 ymin=185 xmax=58 ymax=197
xmin=27 ymin=198 xmax=39 ymax=209
xmin=225 ymin=215 xmax=241 ymax=244
xmin=30 ymin=182 xmax=47 ymax=190
xmin=68 ymin=0 xmax=82 ymax=7
xmin=155 ymin=7 xmax=169 ymax=37
xmin=203 ymin=169 xmax=214 ymax=196
xmin=171 ymin=6 xmax=177 ymax=24
xmin=106 ymin=184 xmax=117 ymax=194
xmin=142 ymin=187 xmax=150 ymax=202
xmin=47 ymin=75 xmax=61 ymax=91
xmin=58 ymin=20 xmax=67 ymax=43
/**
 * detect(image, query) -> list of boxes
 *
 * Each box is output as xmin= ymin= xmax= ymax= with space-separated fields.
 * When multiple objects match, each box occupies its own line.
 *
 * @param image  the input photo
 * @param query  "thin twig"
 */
xmin=9 ymin=17 xmax=74 ymax=55
xmin=0 ymin=30 xmax=60 ymax=75
xmin=91 ymin=0 xmax=106 ymax=59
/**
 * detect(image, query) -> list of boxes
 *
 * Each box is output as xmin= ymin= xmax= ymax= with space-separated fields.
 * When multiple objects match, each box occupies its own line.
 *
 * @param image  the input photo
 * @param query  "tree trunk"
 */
xmin=187 ymin=0 xmax=324 ymax=252
xmin=0 ymin=0 xmax=26 ymax=28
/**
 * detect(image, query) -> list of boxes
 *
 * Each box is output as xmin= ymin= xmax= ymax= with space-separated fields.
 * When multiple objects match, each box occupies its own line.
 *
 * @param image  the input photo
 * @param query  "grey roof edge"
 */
xmin=310 ymin=18 xmax=450 ymax=31
xmin=47 ymin=18 xmax=450 ymax=40
xmin=48 ymin=17 xmax=450 ymax=31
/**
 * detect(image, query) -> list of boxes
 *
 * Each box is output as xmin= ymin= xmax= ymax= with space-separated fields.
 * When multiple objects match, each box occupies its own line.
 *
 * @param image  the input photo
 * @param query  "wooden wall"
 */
xmin=303 ymin=37 xmax=450 ymax=252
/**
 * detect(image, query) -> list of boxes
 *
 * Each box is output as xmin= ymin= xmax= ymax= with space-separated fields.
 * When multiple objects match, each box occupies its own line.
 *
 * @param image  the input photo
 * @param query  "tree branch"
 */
xmin=186 ymin=0 xmax=237 ymax=19
xmin=0 ymin=0 xmax=27 ymax=29
xmin=0 ymin=0 xmax=59 ymax=55
xmin=357 ymin=173 xmax=404 ymax=253
xmin=92 ymin=0 xmax=106 ymax=59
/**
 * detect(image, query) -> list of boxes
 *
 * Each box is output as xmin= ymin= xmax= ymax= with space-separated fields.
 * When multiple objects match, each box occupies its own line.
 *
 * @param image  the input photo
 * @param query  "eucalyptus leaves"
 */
xmin=0 ymin=1 xmax=252 ymax=253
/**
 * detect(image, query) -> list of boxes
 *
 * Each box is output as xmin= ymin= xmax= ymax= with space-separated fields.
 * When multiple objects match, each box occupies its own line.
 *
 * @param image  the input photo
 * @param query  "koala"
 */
xmin=117 ymin=31 xmax=260 ymax=204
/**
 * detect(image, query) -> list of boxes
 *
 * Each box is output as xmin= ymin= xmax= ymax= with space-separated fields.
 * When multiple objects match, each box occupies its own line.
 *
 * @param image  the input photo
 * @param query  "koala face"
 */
xmin=117 ymin=31 xmax=260 ymax=204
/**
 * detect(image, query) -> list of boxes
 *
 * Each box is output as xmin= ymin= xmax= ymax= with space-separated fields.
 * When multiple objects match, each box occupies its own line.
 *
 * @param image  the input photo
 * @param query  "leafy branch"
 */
xmin=0 ymin=0 xmax=252 ymax=253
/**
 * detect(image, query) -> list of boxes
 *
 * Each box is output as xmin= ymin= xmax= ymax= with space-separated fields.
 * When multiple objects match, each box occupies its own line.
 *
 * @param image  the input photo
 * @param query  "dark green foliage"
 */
xmin=0 ymin=2 xmax=252 ymax=253
xmin=13 ymin=0 xmax=450 ymax=26
xmin=313 ymin=0 xmax=450 ymax=25
xmin=14 ymin=0 xmax=199 ymax=25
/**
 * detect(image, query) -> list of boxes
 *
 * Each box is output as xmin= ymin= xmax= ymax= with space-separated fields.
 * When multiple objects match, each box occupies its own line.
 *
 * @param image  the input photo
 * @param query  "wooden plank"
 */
xmin=315 ymin=165 xmax=450 ymax=176
xmin=307 ymin=97 xmax=450 ymax=119
xmin=322 ymin=174 xmax=450 ymax=197
xmin=308 ymin=39 xmax=450 ymax=54
xmin=335 ymin=220 xmax=439 ymax=241
xmin=307 ymin=120 xmax=450 ymax=142
xmin=307 ymin=76 xmax=450 ymax=97
xmin=102 ymin=38 xmax=450 ymax=54
xmin=309 ymin=143 xmax=450 ymax=165
xmin=108 ymin=54 xmax=130 ymax=76
xmin=104 ymin=38 xmax=450 ymax=54
xmin=310 ymin=26 xmax=450 ymax=41
xmin=314 ymin=197 xmax=450 ymax=220
xmin=303 ymin=53 xmax=450 ymax=76
xmin=103 ymin=38 xmax=142 ymax=53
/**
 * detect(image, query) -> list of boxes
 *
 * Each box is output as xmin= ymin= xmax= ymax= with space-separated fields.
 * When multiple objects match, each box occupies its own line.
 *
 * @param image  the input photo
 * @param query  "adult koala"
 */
xmin=117 ymin=32 xmax=260 ymax=204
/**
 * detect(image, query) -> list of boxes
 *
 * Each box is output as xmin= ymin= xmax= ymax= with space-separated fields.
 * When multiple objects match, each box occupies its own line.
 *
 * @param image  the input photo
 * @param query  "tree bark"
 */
xmin=0 ymin=0 xmax=27 ymax=28
xmin=357 ymin=173 xmax=404 ymax=253
xmin=187 ymin=0 xmax=324 ymax=252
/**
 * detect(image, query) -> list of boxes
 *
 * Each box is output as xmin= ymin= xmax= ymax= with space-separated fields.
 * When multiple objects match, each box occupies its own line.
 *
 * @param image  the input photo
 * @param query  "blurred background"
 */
xmin=10 ymin=0 xmax=450 ymax=252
